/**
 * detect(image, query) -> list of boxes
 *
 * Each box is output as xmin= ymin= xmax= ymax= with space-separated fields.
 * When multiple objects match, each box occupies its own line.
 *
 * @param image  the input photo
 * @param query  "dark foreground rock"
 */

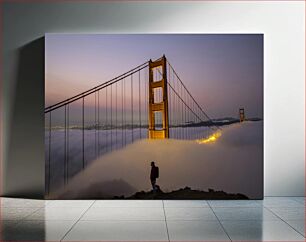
xmin=115 ymin=187 xmax=249 ymax=200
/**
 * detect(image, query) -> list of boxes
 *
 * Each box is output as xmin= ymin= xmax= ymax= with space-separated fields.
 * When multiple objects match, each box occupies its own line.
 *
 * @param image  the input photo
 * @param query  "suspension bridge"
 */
xmin=45 ymin=55 xmax=220 ymax=194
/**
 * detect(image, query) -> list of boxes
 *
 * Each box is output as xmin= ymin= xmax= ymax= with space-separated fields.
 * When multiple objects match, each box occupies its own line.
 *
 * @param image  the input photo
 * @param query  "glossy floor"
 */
xmin=0 ymin=197 xmax=304 ymax=241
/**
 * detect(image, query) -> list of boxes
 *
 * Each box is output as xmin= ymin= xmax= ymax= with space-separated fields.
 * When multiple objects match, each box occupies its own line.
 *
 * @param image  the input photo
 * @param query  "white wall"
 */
xmin=2 ymin=1 xmax=304 ymax=197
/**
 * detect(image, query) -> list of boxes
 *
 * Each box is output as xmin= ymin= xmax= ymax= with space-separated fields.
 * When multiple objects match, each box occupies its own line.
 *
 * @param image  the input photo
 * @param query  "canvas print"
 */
xmin=45 ymin=34 xmax=263 ymax=199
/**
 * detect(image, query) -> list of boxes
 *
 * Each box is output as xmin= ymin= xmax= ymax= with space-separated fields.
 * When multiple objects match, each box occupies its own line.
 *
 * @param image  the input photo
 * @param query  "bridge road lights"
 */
xmin=239 ymin=108 xmax=245 ymax=122
xmin=148 ymin=55 xmax=169 ymax=139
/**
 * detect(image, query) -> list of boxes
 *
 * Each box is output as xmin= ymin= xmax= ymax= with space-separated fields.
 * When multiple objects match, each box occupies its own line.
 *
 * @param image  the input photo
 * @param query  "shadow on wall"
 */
xmin=1 ymin=217 xmax=46 ymax=241
xmin=5 ymin=37 xmax=45 ymax=198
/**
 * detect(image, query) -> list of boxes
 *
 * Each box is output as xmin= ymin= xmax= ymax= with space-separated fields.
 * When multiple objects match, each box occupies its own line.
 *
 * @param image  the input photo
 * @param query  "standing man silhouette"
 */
xmin=150 ymin=161 xmax=159 ymax=191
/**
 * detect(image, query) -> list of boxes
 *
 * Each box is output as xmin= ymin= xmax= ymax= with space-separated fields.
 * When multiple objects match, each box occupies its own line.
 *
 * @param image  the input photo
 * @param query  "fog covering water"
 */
xmin=45 ymin=126 xmax=212 ymax=192
xmin=48 ymin=121 xmax=263 ymax=199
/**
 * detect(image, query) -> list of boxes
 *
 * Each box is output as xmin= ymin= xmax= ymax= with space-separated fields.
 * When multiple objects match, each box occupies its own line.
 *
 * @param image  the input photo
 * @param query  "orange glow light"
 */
xmin=196 ymin=131 xmax=221 ymax=144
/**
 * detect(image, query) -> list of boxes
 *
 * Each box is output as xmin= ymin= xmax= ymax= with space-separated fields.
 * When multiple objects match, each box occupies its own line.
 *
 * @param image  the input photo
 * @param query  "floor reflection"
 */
xmin=0 ymin=197 xmax=304 ymax=241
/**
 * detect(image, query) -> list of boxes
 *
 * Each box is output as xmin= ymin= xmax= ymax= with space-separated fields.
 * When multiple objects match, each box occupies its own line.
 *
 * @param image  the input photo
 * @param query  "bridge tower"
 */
xmin=239 ymin=108 xmax=245 ymax=122
xmin=148 ymin=55 xmax=169 ymax=139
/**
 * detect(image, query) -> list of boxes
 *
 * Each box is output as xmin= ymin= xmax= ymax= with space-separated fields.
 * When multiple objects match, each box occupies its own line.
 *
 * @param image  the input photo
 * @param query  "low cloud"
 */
xmin=52 ymin=121 xmax=263 ymax=199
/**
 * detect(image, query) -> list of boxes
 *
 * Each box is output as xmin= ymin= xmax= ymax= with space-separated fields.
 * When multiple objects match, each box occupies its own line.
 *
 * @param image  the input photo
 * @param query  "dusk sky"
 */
xmin=45 ymin=34 xmax=263 ymax=119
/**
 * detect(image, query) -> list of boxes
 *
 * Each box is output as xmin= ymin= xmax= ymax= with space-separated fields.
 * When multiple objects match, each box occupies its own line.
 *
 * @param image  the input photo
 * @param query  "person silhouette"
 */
xmin=150 ymin=161 xmax=159 ymax=191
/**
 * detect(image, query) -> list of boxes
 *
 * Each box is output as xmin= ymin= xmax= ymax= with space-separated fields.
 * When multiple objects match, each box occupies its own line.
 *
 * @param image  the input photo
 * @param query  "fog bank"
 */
xmin=51 ymin=121 xmax=263 ymax=199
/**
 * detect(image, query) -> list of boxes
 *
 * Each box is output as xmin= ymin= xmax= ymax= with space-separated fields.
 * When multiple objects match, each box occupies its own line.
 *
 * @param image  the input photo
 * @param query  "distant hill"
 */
xmin=114 ymin=186 xmax=249 ymax=200
xmin=183 ymin=117 xmax=262 ymax=128
xmin=65 ymin=117 xmax=262 ymax=130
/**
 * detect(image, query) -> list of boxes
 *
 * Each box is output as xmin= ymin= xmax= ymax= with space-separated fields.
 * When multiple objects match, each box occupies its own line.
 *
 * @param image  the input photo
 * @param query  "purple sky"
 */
xmin=45 ymin=34 xmax=263 ymax=119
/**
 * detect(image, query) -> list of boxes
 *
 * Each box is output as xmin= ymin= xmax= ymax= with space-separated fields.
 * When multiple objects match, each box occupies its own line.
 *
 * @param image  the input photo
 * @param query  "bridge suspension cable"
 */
xmin=45 ymin=61 xmax=149 ymax=113
xmin=167 ymin=60 xmax=220 ymax=132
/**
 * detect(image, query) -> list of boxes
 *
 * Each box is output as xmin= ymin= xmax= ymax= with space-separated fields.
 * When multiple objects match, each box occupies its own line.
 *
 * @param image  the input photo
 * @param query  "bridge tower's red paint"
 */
xmin=239 ymin=108 xmax=245 ymax=122
xmin=148 ymin=55 xmax=169 ymax=139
